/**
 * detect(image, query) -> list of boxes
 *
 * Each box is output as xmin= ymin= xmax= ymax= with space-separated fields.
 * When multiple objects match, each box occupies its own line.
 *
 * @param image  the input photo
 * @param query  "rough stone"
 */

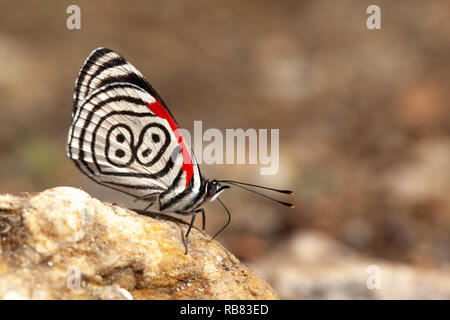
xmin=0 ymin=187 xmax=277 ymax=300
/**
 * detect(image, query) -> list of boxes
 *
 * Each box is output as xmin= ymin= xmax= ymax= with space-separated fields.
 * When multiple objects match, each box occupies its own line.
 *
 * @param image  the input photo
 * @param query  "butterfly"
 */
xmin=66 ymin=47 xmax=293 ymax=252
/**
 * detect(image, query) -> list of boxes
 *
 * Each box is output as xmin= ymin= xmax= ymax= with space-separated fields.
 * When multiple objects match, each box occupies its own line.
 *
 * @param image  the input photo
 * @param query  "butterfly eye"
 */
xmin=105 ymin=124 xmax=134 ymax=167
xmin=135 ymin=124 xmax=169 ymax=166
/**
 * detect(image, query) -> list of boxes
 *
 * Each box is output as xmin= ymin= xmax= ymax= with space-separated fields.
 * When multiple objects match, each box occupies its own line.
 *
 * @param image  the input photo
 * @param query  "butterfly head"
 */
xmin=206 ymin=179 xmax=230 ymax=202
xmin=210 ymin=180 xmax=295 ymax=208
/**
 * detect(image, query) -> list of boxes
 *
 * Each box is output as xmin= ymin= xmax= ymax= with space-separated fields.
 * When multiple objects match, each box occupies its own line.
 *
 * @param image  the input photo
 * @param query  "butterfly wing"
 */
xmin=67 ymin=48 xmax=205 ymax=212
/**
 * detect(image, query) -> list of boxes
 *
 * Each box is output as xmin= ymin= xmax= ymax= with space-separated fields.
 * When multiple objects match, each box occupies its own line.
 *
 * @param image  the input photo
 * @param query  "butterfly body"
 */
xmin=67 ymin=48 xmax=292 ymax=249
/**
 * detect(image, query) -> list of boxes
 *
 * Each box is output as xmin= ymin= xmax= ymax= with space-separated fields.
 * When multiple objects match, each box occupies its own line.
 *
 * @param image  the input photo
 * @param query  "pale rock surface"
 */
xmin=0 ymin=187 xmax=277 ymax=300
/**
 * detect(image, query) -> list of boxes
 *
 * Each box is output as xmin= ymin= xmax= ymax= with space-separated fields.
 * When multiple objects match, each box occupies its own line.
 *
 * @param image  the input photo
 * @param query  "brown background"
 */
xmin=0 ymin=0 xmax=449 ymax=298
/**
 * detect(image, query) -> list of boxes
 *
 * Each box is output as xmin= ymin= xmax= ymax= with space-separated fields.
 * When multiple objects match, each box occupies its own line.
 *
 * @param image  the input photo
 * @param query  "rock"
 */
xmin=0 ymin=187 xmax=277 ymax=300
xmin=251 ymin=231 xmax=450 ymax=299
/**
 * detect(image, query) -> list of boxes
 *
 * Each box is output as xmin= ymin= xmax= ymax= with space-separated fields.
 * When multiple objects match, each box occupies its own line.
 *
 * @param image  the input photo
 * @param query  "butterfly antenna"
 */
xmin=210 ymin=198 xmax=231 ymax=241
xmin=218 ymin=180 xmax=293 ymax=195
xmin=220 ymin=181 xmax=294 ymax=208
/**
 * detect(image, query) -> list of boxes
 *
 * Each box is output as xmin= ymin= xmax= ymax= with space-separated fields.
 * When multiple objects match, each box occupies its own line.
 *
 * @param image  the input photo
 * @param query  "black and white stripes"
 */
xmin=67 ymin=47 xmax=206 ymax=213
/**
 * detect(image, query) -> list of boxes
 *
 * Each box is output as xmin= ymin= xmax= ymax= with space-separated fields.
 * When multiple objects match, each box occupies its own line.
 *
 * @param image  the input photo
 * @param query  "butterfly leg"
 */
xmin=183 ymin=208 xmax=205 ymax=254
xmin=132 ymin=194 xmax=158 ymax=211
xmin=197 ymin=208 xmax=206 ymax=230
xmin=131 ymin=208 xmax=191 ymax=227
xmin=132 ymin=207 xmax=202 ymax=254
xmin=143 ymin=201 xmax=154 ymax=211
xmin=184 ymin=214 xmax=196 ymax=254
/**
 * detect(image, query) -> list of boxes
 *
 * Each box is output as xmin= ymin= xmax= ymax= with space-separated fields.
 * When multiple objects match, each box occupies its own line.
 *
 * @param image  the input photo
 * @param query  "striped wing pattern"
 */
xmin=66 ymin=48 xmax=206 ymax=213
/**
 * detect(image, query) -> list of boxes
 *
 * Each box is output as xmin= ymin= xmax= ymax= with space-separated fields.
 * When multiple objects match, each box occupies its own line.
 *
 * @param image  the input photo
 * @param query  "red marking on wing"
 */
xmin=146 ymin=101 xmax=193 ymax=187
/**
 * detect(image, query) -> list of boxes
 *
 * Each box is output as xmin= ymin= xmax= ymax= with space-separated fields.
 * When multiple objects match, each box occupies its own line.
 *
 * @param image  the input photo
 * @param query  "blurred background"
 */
xmin=0 ymin=0 xmax=449 ymax=299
